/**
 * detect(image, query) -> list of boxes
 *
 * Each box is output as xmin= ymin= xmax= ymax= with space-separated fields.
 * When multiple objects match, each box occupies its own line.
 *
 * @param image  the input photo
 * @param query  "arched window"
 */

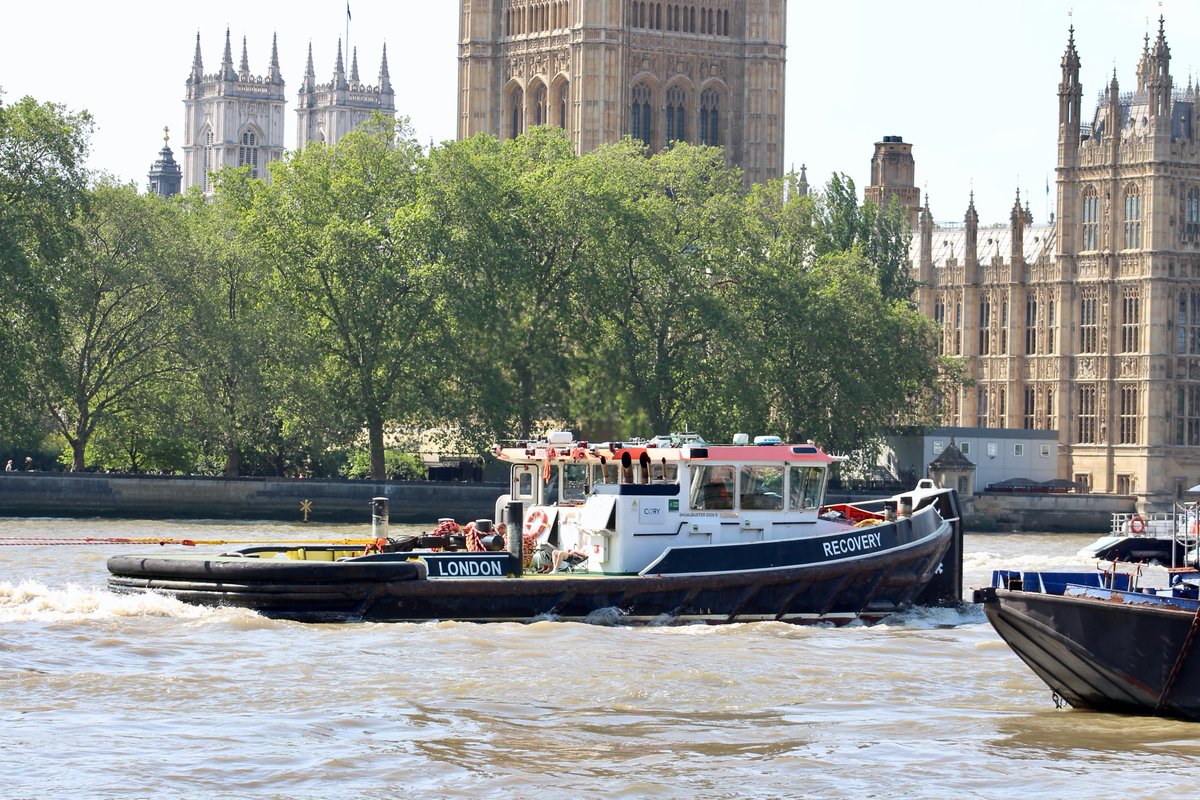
xmin=978 ymin=299 xmax=991 ymax=355
xmin=1123 ymin=185 xmax=1142 ymax=249
xmin=665 ymin=86 xmax=686 ymax=143
xmin=723 ymin=9 xmax=729 ymax=35
xmin=1081 ymin=186 xmax=1099 ymax=250
xmin=699 ymin=88 xmax=719 ymax=146
xmin=201 ymin=128 xmax=215 ymax=193
xmin=1080 ymin=290 xmax=1098 ymax=353
xmin=1188 ymin=188 xmax=1200 ymax=236
xmin=238 ymin=129 xmax=259 ymax=178
xmin=558 ymin=81 xmax=569 ymax=129
xmin=533 ymin=84 xmax=548 ymax=127
xmin=510 ymin=86 xmax=525 ymax=138
xmin=631 ymin=82 xmax=652 ymax=145
xmin=1121 ymin=287 xmax=1140 ymax=353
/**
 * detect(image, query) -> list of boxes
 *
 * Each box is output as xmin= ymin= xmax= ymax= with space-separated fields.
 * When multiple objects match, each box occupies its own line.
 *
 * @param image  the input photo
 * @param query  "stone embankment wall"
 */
xmin=0 ymin=474 xmax=504 ymax=523
xmin=965 ymin=492 xmax=1134 ymax=533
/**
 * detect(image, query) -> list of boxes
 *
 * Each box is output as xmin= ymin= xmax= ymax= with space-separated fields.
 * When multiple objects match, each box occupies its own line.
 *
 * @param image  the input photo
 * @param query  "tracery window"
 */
xmin=1023 ymin=387 xmax=1036 ymax=429
xmin=1187 ymin=188 xmax=1200 ymax=237
xmin=1119 ymin=385 xmax=1139 ymax=445
xmin=533 ymin=84 xmax=548 ymax=127
xmin=1080 ymin=292 xmax=1098 ymax=353
xmin=978 ymin=299 xmax=991 ymax=356
xmin=1123 ymin=185 xmax=1142 ymax=249
xmin=558 ymin=81 xmax=569 ymax=129
xmin=999 ymin=300 xmax=1008 ymax=355
xmin=1077 ymin=385 xmax=1097 ymax=444
xmin=1081 ymin=186 xmax=1099 ymax=250
xmin=631 ymin=82 xmax=652 ymax=145
xmin=665 ymin=86 xmax=686 ymax=143
xmin=201 ymin=128 xmax=215 ymax=193
xmin=1177 ymin=386 xmax=1200 ymax=446
xmin=1179 ymin=288 xmax=1200 ymax=354
xmin=977 ymin=387 xmax=989 ymax=428
xmin=1120 ymin=288 xmax=1140 ymax=353
xmin=238 ymin=130 xmax=258 ymax=179
xmin=933 ymin=298 xmax=945 ymax=356
xmin=1025 ymin=297 xmax=1038 ymax=355
xmin=699 ymin=88 xmax=719 ymax=146
xmin=1046 ymin=299 xmax=1057 ymax=354
xmin=510 ymin=86 xmax=525 ymax=138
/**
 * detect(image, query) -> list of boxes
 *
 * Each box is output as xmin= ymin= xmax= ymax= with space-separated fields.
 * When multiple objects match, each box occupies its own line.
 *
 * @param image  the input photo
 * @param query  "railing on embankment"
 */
xmin=0 ymin=473 xmax=504 ymax=523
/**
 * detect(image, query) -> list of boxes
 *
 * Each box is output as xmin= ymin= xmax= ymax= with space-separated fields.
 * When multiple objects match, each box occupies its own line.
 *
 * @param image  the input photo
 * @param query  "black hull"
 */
xmin=108 ymin=521 xmax=957 ymax=624
xmin=977 ymin=587 xmax=1200 ymax=720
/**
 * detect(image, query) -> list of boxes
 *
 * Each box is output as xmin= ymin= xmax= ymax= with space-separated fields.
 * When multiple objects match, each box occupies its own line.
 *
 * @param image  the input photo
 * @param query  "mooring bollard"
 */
xmin=371 ymin=496 xmax=389 ymax=540
xmin=505 ymin=500 xmax=523 ymax=574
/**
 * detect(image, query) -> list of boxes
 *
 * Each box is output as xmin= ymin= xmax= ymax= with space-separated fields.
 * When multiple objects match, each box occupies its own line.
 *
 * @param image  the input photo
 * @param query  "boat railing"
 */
xmin=1110 ymin=510 xmax=1184 ymax=537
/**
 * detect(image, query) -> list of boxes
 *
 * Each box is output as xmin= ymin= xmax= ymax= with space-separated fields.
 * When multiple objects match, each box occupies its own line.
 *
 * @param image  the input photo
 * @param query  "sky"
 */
xmin=2 ymin=0 xmax=1197 ymax=226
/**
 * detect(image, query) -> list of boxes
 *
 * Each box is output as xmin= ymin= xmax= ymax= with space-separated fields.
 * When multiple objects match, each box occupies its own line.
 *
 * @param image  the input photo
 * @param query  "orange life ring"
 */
xmin=1129 ymin=514 xmax=1145 ymax=534
xmin=525 ymin=508 xmax=550 ymax=539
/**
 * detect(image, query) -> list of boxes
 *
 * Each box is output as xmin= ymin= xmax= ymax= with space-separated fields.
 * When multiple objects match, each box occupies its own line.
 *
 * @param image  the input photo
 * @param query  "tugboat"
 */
xmin=108 ymin=433 xmax=964 ymax=624
xmin=975 ymin=565 xmax=1200 ymax=720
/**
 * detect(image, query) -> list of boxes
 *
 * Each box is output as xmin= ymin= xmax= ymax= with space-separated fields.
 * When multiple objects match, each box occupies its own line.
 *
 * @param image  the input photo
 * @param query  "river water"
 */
xmin=2 ymin=517 xmax=1197 ymax=799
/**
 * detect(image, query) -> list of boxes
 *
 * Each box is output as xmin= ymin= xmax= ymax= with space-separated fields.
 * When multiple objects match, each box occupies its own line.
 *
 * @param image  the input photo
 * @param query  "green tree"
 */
xmin=572 ymin=140 xmax=747 ymax=437
xmin=0 ymin=94 xmax=92 ymax=449
xmin=250 ymin=116 xmax=443 ymax=479
xmin=29 ymin=181 xmax=187 ymax=471
xmin=426 ymin=128 xmax=591 ymax=445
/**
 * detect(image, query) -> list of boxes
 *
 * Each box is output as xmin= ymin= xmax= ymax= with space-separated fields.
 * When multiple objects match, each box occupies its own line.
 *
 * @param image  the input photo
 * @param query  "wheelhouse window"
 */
xmin=563 ymin=463 xmax=588 ymax=502
xmin=788 ymin=466 xmax=825 ymax=511
xmin=738 ymin=465 xmax=784 ymax=510
xmin=690 ymin=464 xmax=734 ymax=510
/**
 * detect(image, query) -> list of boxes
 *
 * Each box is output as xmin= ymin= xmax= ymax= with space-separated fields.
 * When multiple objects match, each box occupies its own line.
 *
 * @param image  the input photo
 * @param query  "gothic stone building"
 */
xmin=456 ymin=0 xmax=786 ymax=186
xmin=183 ymin=30 xmax=394 ymax=194
xmin=883 ymin=21 xmax=1200 ymax=509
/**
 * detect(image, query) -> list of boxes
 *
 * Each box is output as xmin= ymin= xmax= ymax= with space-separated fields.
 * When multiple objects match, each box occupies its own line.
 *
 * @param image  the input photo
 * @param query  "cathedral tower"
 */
xmin=183 ymin=30 xmax=287 ymax=193
xmin=457 ymin=0 xmax=787 ymax=186
xmin=296 ymin=40 xmax=396 ymax=149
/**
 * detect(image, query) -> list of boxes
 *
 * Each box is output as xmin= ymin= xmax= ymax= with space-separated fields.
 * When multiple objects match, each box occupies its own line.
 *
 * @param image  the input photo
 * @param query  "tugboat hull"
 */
xmin=108 ymin=516 xmax=958 ymax=624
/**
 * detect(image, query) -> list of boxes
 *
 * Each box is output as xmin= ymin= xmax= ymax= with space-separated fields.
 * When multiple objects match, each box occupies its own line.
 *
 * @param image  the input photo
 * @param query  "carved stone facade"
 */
xmin=896 ymin=20 xmax=1200 ymax=509
xmin=183 ymin=30 xmax=287 ymax=193
xmin=457 ymin=0 xmax=786 ymax=186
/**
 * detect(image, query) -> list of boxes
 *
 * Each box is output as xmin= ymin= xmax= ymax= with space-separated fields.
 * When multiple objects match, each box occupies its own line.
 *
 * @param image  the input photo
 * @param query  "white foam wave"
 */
xmin=0 ymin=579 xmax=246 ymax=623
xmin=965 ymin=550 xmax=1097 ymax=575
xmin=879 ymin=603 xmax=987 ymax=629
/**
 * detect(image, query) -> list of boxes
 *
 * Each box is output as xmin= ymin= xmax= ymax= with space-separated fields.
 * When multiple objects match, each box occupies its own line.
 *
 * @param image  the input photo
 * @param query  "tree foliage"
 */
xmin=0 ymin=102 xmax=951 ymax=474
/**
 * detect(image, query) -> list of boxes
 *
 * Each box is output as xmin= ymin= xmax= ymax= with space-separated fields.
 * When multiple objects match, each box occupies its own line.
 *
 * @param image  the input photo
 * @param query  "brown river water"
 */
xmin=2 ymin=517 xmax=1198 ymax=799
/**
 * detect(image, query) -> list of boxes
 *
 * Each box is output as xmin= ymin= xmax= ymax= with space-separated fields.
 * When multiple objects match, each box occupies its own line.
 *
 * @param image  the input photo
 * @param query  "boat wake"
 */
xmin=879 ymin=603 xmax=987 ymax=629
xmin=0 ymin=579 xmax=254 ymax=623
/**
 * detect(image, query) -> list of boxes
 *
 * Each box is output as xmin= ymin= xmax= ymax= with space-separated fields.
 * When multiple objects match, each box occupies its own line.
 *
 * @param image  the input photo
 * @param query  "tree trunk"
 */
xmin=367 ymin=414 xmax=386 ymax=480
xmin=71 ymin=437 xmax=86 ymax=472
xmin=223 ymin=442 xmax=240 ymax=477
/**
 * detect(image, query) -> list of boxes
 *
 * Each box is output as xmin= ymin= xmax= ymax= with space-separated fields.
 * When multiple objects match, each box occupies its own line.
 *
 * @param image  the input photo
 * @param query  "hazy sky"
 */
xmin=1 ymin=0 xmax=1194 ymax=225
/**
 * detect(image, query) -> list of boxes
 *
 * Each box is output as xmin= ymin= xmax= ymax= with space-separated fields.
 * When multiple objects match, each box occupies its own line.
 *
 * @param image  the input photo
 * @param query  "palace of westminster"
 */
xmin=148 ymin=4 xmax=1200 ymax=506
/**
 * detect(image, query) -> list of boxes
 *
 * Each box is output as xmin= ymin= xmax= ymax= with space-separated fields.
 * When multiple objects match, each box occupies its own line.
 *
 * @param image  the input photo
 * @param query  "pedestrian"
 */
xmin=24 ymin=456 xmax=33 ymax=472
xmin=4 ymin=459 xmax=12 ymax=472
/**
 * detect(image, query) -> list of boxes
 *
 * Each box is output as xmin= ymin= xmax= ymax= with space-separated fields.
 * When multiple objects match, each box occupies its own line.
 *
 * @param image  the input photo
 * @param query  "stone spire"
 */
xmin=269 ymin=32 xmax=283 ymax=84
xmin=334 ymin=39 xmax=348 ymax=90
xmin=239 ymin=36 xmax=250 ymax=78
xmin=797 ymin=163 xmax=809 ymax=196
xmin=303 ymin=41 xmax=316 ymax=92
xmin=221 ymin=28 xmax=237 ymax=81
xmin=964 ymin=191 xmax=979 ymax=279
xmin=1059 ymin=25 xmax=1082 ymax=139
xmin=189 ymin=31 xmax=204 ymax=84
xmin=350 ymin=46 xmax=360 ymax=84
xmin=379 ymin=43 xmax=392 ymax=95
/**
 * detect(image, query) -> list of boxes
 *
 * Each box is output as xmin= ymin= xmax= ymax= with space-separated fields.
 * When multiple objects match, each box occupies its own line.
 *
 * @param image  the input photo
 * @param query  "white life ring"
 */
xmin=525 ymin=508 xmax=550 ymax=539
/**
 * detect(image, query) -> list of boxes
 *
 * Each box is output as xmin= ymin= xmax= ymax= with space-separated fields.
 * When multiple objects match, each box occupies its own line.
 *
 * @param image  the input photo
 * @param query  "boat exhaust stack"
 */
xmin=371 ymin=497 xmax=389 ymax=540
xmin=505 ymin=500 xmax=524 ymax=575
